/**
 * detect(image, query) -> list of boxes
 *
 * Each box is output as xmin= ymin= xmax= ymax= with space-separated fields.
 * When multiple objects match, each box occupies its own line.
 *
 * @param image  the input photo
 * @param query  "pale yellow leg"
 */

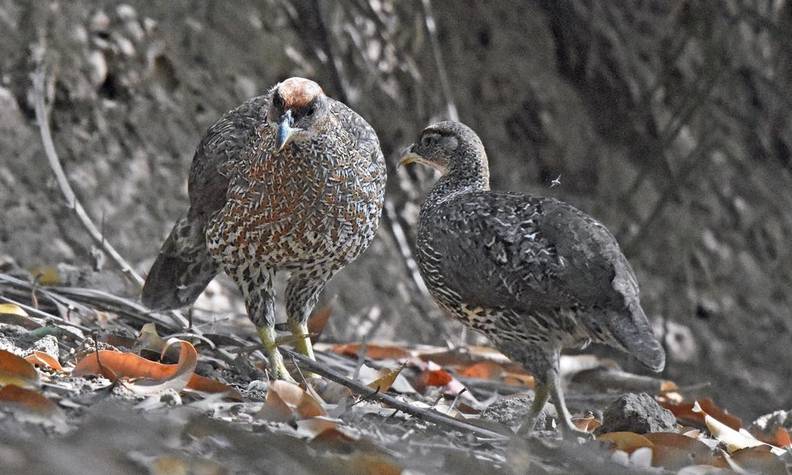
xmin=258 ymin=325 xmax=295 ymax=382
xmin=289 ymin=321 xmax=318 ymax=378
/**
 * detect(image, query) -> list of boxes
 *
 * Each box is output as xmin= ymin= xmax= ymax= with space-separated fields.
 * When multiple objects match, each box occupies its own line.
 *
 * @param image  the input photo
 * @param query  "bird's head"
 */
xmin=399 ymin=121 xmax=489 ymax=180
xmin=268 ymin=77 xmax=328 ymax=152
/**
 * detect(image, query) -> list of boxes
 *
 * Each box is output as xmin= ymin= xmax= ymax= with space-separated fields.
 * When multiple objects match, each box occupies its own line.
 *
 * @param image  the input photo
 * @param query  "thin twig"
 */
xmin=31 ymin=66 xmax=144 ymax=288
xmin=0 ymin=273 xmax=183 ymax=331
xmin=418 ymin=0 xmax=458 ymax=121
xmin=282 ymin=348 xmax=509 ymax=440
xmin=0 ymin=295 xmax=91 ymax=332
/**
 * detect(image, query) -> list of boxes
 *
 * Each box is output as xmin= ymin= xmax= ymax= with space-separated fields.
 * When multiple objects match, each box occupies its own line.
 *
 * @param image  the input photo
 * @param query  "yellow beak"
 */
xmin=398 ymin=151 xmax=422 ymax=168
xmin=398 ymin=149 xmax=446 ymax=173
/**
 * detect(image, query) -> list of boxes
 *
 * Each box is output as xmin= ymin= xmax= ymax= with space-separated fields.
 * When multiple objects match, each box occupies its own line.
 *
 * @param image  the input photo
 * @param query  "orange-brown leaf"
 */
xmin=72 ymin=341 xmax=198 ymax=394
xmin=643 ymin=432 xmax=718 ymax=469
xmin=729 ymin=446 xmax=787 ymax=475
xmin=25 ymin=352 xmax=63 ymax=372
xmin=0 ymin=384 xmax=58 ymax=414
xmin=502 ymin=372 xmax=536 ymax=388
xmin=332 ymin=343 xmax=410 ymax=360
xmin=186 ymin=374 xmax=241 ymax=400
xmin=597 ymin=431 xmax=654 ymax=453
xmin=660 ymin=397 xmax=742 ymax=430
xmin=307 ymin=305 xmax=333 ymax=343
xmin=0 ymin=349 xmax=39 ymax=388
xmin=458 ymin=361 xmax=504 ymax=380
xmin=773 ymin=427 xmax=792 ymax=448
xmin=572 ymin=414 xmax=601 ymax=433
xmin=419 ymin=369 xmax=453 ymax=387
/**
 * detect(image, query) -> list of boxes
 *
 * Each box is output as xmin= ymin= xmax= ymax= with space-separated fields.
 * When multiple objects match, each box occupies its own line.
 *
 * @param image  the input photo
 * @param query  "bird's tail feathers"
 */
xmin=588 ymin=303 xmax=666 ymax=372
xmin=141 ymin=217 xmax=218 ymax=310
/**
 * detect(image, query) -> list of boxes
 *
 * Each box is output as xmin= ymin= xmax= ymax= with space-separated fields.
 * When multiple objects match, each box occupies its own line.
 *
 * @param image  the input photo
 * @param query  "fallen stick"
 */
xmin=0 ymin=273 xmax=183 ymax=331
xmin=281 ymin=348 xmax=510 ymax=440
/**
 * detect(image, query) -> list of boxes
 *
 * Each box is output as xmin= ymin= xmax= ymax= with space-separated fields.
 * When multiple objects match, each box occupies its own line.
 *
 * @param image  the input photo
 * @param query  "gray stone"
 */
xmin=480 ymin=392 xmax=558 ymax=431
xmin=598 ymin=393 xmax=676 ymax=434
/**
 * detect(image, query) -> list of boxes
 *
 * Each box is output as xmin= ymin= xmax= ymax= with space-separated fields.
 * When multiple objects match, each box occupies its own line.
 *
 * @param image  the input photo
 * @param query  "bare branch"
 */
xmin=0 ymin=272 xmax=182 ymax=331
xmin=282 ymin=348 xmax=509 ymax=440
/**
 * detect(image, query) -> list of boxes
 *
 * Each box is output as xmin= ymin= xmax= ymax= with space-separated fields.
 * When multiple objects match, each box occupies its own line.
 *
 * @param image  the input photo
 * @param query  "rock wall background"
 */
xmin=1 ymin=0 xmax=790 ymax=420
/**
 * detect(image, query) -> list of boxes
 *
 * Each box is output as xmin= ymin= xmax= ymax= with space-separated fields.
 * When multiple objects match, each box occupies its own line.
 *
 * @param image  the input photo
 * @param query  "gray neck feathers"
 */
xmin=420 ymin=140 xmax=490 ymax=219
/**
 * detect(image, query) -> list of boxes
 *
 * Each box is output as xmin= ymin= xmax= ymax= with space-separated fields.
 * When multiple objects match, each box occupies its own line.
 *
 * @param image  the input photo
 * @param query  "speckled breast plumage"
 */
xmin=206 ymin=114 xmax=385 ymax=284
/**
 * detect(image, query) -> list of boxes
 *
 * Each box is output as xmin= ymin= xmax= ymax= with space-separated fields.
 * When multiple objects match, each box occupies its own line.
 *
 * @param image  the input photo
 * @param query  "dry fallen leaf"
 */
xmin=260 ymin=384 xmax=295 ymax=423
xmin=727 ymin=445 xmax=788 ymax=475
xmin=296 ymin=417 xmax=340 ymax=438
xmin=307 ymin=305 xmax=333 ymax=343
xmin=692 ymin=401 xmax=784 ymax=455
xmin=572 ymin=414 xmax=601 ymax=433
xmin=0 ymin=384 xmax=58 ymax=414
xmin=332 ymin=343 xmax=411 ymax=360
xmin=136 ymin=323 xmax=168 ymax=354
xmin=661 ymin=397 xmax=742 ymax=430
xmin=418 ymin=368 xmax=453 ymax=387
xmin=72 ymin=340 xmax=230 ymax=397
xmin=0 ymin=303 xmax=42 ymax=329
xmin=597 ymin=431 xmax=654 ymax=453
xmin=502 ymin=372 xmax=536 ymax=388
xmin=187 ymin=374 xmax=242 ymax=399
xmin=260 ymin=380 xmax=327 ymax=421
xmin=458 ymin=361 xmax=504 ymax=380
xmin=0 ymin=349 xmax=40 ymax=388
xmin=642 ymin=432 xmax=719 ymax=470
xmin=24 ymin=351 xmax=63 ymax=372
xmin=367 ymin=363 xmax=406 ymax=393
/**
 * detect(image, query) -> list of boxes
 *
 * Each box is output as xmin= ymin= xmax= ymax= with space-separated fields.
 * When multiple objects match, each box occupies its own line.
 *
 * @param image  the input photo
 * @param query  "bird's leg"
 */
xmin=546 ymin=368 xmax=592 ymax=440
xmin=285 ymin=272 xmax=331 ymax=376
xmin=247 ymin=287 xmax=295 ymax=383
xmin=516 ymin=382 xmax=550 ymax=436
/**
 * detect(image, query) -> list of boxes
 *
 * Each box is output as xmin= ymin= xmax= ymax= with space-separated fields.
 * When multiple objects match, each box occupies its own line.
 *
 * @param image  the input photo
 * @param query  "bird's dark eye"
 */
xmin=421 ymin=134 xmax=435 ymax=147
xmin=306 ymin=104 xmax=316 ymax=116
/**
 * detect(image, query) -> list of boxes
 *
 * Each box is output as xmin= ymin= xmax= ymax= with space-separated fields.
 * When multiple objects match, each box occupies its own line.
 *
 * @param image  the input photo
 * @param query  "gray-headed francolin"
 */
xmin=142 ymin=78 xmax=386 ymax=380
xmin=400 ymin=121 xmax=664 ymax=436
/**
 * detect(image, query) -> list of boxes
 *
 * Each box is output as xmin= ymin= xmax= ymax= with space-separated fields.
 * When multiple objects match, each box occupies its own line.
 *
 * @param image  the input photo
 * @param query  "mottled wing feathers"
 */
xmin=423 ymin=192 xmax=663 ymax=370
xmin=330 ymin=99 xmax=385 ymax=169
xmin=188 ymin=95 xmax=270 ymax=221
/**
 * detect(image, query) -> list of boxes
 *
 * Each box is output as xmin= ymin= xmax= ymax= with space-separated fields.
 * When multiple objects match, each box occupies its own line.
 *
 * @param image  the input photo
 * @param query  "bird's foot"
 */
xmin=559 ymin=418 xmax=595 ymax=442
xmin=258 ymin=326 xmax=297 ymax=383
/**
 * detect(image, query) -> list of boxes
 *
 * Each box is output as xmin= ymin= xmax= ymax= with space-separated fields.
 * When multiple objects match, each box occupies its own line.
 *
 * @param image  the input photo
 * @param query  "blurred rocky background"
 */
xmin=0 ymin=0 xmax=790 ymax=421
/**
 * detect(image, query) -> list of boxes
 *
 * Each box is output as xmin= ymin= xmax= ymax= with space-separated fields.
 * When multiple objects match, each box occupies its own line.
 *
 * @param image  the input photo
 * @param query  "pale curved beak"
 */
xmin=398 ymin=147 xmax=422 ymax=168
xmin=276 ymin=110 xmax=299 ymax=151
xmin=398 ymin=145 xmax=445 ymax=173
